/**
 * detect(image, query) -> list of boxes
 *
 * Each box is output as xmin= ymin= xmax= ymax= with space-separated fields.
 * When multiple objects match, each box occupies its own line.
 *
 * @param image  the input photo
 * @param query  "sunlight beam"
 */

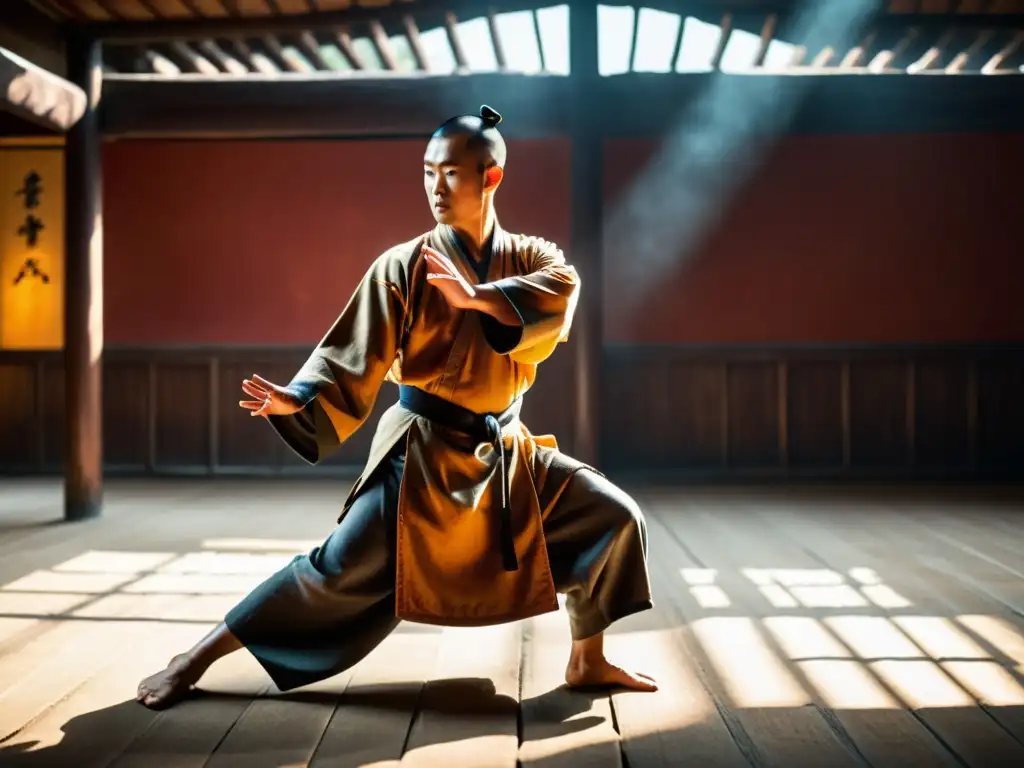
xmin=604 ymin=0 xmax=881 ymax=324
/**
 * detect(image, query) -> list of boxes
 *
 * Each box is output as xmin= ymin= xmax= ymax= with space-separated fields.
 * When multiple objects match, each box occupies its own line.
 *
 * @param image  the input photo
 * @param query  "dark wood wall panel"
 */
xmin=727 ymin=363 xmax=780 ymax=468
xmin=849 ymin=362 xmax=908 ymax=467
xmin=154 ymin=362 xmax=210 ymax=468
xmin=915 ymin=360 xmax=971 ymax=468
xmin=604 ymin=345 xmax=1024 ymax=480
xmin=103 ymin=362 xmax=149 ymax=468
xmin=2 ymin=345 xmax=1022 ymax=480
xmin=672 ymin=362 xmax=726 ymax=467
xmin=604 ymin=357 xmax=673 ymax=470
xmin=786 ymin=362 xmax=844 ymax=467
xmin=0 ymin=362 xmax=36 ymax=468
xmin=42 ymin=361 xmax=64 ymax=469
xmin=977 ymin=359 xmax=1024 ymax=468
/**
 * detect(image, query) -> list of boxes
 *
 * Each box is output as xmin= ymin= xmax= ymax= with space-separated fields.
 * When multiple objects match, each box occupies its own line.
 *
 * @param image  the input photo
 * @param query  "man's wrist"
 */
xmin=468 ymin=283 xmax=522 ymax=327
xmin=464 ymin=284 xmax=489 ymax=313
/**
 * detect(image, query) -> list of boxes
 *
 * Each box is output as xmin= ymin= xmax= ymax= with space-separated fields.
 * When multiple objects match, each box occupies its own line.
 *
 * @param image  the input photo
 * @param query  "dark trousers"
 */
xmin=225 ymin=440 xmax=652 ymax=692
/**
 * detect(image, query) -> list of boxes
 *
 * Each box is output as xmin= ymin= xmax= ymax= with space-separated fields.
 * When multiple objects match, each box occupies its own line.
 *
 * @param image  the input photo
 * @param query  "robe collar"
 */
xmin=430 ymin=221 xmax=511 ymax=285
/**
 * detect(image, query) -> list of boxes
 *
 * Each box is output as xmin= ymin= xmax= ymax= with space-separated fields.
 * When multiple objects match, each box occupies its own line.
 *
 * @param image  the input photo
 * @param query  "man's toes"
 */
xmin=618 ymin=668 xmax=657 ymax=691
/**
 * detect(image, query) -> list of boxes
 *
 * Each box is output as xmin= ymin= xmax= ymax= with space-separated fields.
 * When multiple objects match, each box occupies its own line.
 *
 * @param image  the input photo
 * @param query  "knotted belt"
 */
xmin=398 ymin=385 xmax=522 ymax=572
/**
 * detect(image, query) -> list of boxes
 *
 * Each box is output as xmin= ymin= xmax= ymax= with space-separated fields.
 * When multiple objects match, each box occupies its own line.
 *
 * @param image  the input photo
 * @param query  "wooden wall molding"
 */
xmin=1 ymin=343 xmax=1020 ymax=481
xmin=603 ymin=342 xmax=1024 ymax=481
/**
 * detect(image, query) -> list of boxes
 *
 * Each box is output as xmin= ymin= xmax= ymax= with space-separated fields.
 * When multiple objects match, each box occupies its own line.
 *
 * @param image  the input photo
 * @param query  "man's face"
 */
xmin=423 ymin=134 xmax=485 ymax=227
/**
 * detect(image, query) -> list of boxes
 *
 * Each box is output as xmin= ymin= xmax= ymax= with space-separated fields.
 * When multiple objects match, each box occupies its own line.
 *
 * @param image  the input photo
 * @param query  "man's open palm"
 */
xmin=424 ymin=246 xmax=475 ymax=309
xmin=239 ymin=374 xmax=302 ymax=418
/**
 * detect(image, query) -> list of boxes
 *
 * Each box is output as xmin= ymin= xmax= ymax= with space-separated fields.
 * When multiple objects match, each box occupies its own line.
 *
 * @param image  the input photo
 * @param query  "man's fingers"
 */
xmin=239 ymin=399 xmax=265 ymax=410
xmin=250 ymin=373 xmax=276 ymax=390
xmin=424 ymin=250 xmax=455 ymax=272
xmin=241 ymin=380 xmax=267 ymax=398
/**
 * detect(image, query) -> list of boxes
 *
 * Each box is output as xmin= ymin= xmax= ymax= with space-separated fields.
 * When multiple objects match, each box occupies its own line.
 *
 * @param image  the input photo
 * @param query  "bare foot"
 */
xmin=136 ymin=653 xmax=200 ymax=710
xmin=565 ymin=656 xmax=658 ymax=692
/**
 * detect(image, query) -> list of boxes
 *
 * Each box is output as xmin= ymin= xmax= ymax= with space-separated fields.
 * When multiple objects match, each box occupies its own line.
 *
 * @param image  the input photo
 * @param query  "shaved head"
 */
xmin=430 ymin=104 xmax=507 ymax=171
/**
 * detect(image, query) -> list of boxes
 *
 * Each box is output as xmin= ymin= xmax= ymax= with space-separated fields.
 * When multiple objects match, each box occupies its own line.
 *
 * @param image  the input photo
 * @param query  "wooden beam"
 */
xmin=594 ymin=72 xmax=1024 ymax=135
xmin=444 ymin=11 xmax=468 ymax=71
xmin=569 ymin=2 xmax=602 ymax=467
xmin=402 ymin=15 xmax=430 ymax=72
xmin=753 ymin=13 xmax=778 ymax=67
xmin=487 ymin=9 xmax=507 ymax=71
xmin=140 ymin=48 xmax=181 ymax=76
xmin=165 ymin=40 xmax=221 ymax=74
xmin=0 ymin=46 xmax=87 ymax=132
xmin=64 ymin=33 xmax=103 ymax=521
xmin=293 ymin=31 xmax=327 ymax=71
xmin=332 ymin=26 xmax=365 ymax=70
xmin=195 ymin=39 xmax=251 ymax=74
xmin=97 ymin=70 xmax=1024 ymax=141
xmin=907 ymin=27 xmax=958 ymax=71
xmin=89 ymin=0 xmax=557 ymax=42
xmin=100 ymin=73 xmax=573 ymax=139
xmin=368 ymin=19 xmax=398 ymax=71
xmin=946 ymin=28 xmax=995 ymax=71
xmin=811 ymin=46 xmax=836 ymax=67
xmin=225 ymin=37 xmax=276 ymax=74
xmin=256 ymin=35 xmax=307 ymax=72
xmin=841 ymin=29 xmax=878 ymax=67
xmin=710 ymin=14 xmax=734 ymax=70
xmin=531 ymin=10 xmax=546 ymax=72
xmin=982 ymin=29 xmax=1024 ymax=71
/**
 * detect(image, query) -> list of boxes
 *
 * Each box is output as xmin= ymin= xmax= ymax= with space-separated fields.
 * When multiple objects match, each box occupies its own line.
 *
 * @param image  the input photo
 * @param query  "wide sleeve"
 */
xmin=479 ymin=237 xmax=580 ymax=365
xmin=267 ymin=248 xmax=409 ymax=465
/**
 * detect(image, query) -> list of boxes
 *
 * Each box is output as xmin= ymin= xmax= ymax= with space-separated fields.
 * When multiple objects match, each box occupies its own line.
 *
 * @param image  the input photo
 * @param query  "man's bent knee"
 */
xmin=576 ymin=469 xmax=648 ymax=549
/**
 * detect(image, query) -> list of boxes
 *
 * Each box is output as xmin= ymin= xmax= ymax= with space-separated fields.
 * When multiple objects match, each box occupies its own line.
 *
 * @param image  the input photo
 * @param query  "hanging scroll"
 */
xmin=0 ymin=138 xmax=64 ymax=349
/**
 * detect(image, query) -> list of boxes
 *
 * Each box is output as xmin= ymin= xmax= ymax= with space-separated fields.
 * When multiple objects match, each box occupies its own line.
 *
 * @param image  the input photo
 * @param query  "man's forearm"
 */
xmin=468 ymin=284 xmax=522 ymax=327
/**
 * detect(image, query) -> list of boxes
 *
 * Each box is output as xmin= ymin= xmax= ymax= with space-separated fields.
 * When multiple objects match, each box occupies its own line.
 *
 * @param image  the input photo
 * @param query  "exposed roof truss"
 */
xmin=24 ymin=1 xmax=1024 ymax=77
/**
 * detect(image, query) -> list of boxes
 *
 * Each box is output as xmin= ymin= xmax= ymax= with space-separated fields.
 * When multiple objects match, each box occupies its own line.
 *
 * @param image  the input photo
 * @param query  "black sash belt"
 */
xmin=398 ymin=385 xmax=522 ymax=572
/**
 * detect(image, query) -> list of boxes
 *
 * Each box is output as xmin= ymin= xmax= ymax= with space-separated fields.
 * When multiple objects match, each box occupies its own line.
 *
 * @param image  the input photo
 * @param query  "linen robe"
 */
xmin=269 ymin=222 xmax=591 ymax=627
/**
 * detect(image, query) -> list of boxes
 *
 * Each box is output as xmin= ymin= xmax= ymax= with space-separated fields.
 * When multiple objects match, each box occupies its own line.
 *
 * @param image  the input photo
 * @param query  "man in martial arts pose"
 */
xmin=137 ymin=105 xmax=656 ymax=709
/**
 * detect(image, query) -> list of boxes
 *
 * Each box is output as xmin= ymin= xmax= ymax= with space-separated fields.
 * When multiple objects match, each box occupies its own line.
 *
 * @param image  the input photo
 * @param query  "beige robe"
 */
xmin=275 ymin=222 xmax=589 ymax=627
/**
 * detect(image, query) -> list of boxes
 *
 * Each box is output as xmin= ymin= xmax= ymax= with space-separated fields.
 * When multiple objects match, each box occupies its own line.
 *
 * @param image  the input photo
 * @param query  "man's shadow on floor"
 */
xmin=0 ymin=678 xmax=607 ymax=766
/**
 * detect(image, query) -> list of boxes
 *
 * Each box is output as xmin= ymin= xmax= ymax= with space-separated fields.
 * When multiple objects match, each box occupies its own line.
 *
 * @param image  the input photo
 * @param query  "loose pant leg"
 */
xmin=543 ymin=469 xmax=653 ymax=640
xmin=224 ymin=445 xmax=404 ymax=692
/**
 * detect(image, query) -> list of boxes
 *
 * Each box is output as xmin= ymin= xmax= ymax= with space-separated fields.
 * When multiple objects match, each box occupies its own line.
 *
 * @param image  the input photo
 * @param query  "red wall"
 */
xmin=104 ymin=133 xmax=1023 ymax=346
xmin=103 ymin=139 xmax=571 ymax=344
xmin=603 ymin=133 xmax=1024 ymax=344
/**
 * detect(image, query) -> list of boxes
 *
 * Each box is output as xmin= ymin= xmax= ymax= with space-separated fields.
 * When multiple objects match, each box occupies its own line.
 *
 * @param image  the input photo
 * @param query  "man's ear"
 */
xmin=485 ymin=165 xmax=504 ymax=191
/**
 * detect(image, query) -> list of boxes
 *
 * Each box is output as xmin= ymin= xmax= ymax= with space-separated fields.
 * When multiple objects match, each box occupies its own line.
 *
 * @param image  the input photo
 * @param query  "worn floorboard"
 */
xmin=1 ymin=480 xmax=1023 ymax=767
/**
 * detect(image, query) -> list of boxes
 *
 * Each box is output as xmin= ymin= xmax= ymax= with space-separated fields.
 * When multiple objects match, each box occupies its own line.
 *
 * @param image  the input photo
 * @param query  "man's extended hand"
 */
xmin=423 ymin=245 xmax=521 ymax=326
xmin=239 ymin=374 xmax=303 ymax=418
xmin=423 ymin=245 xmax=476 ymax=310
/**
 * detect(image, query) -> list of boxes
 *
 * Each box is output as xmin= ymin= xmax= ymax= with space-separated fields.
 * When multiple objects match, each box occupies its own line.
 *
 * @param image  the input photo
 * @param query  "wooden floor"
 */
xmin=0 ymin=480 xmax=1023 ymax=767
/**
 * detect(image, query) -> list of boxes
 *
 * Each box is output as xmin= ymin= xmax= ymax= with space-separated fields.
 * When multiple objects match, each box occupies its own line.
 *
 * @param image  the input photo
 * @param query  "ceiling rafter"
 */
xmin=368 ymin=19 xmax=398 ymax=70
xmin=31 ymin=1 xmax=1024 ymax=79
xmin=403 ymin=14 xmax=430 ymax=71
xmin=67 ymin=0 xmax=555 ymax=41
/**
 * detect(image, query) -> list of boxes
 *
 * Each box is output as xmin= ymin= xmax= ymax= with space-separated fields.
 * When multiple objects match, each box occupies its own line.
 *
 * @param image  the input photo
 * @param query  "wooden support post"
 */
xmin=570 ymin=3 xmax=602 ymax=466
xmin=64 ymin=33 xmax=103 ymax=521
